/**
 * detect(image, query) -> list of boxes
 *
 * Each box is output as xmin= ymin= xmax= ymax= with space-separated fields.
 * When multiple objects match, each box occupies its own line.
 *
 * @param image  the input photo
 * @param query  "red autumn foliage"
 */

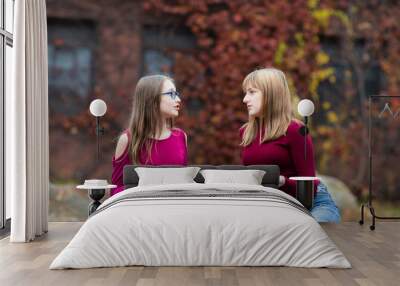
xmin=48 ymin=0 xmax=400 ymax=200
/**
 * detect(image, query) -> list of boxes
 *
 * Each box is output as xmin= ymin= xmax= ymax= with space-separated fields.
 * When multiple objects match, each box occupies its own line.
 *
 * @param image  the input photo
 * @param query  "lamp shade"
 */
xmin=89 ymin=99 xmax=107 ymax=117
xmin=298 ymin=99 xmax=315 ymax=117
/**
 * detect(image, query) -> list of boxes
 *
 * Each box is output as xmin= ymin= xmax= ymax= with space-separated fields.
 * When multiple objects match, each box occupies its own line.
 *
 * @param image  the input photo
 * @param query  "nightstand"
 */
xmin=289 ymin=176 xmax=319 ymax=210
xmin=77 ymin=180 xmax=116 ymax=215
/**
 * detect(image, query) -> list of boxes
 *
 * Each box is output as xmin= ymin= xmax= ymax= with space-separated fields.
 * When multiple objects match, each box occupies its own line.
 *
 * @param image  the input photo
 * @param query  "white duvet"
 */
xmin=50 ymin=183 xmax=351 ymax=269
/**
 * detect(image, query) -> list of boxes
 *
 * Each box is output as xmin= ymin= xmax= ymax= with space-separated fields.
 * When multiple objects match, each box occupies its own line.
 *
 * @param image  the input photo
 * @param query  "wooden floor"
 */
xmin=0 ymin=222 xmax=399 ymax=286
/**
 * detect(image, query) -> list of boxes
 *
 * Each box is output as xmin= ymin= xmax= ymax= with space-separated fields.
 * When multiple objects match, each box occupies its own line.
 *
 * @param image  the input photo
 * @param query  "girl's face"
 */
xmin=243 ymin=85 xmax=263 ymax=117
xmin=160 ymin=79 xmax=181 ymax=118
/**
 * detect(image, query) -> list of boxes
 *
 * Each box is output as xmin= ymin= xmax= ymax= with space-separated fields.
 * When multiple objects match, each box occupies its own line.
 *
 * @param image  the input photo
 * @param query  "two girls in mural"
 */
xmin=111 ymin=68 xmax=340 ymax=223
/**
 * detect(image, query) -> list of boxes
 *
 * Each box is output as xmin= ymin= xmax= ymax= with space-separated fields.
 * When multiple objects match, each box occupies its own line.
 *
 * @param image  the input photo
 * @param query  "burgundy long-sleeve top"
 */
xmin=111 ymin=128 xmax=188 ymax=196
xmin=241 ymin=120 xmax=319 ymax=198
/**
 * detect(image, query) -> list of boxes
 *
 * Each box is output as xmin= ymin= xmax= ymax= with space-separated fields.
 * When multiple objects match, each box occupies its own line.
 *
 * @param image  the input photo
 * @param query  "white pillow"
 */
xmin=200 ymin=169 xmax=266 ymax=185
xmin=135 ymin=167 xmax=200 ymax=186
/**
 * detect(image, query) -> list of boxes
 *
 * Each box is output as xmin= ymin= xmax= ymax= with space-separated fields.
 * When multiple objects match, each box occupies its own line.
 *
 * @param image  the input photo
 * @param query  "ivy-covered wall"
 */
xmin=46 ymin=0 xmax=400 ymax=202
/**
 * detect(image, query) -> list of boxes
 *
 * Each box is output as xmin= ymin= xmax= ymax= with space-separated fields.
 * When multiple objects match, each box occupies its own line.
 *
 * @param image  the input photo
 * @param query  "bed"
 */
xmin=50 ymin=165 xmax=351 ymax=269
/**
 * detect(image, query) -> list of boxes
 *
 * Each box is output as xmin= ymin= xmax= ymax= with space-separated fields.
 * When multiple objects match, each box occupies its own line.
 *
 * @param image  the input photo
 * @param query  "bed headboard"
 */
xmin=123 ymin=165 xmax=280 ymax=189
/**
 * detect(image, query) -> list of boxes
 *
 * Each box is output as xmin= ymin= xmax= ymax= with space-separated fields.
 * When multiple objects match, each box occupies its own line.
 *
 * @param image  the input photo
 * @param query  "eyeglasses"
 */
xmin=161 ymin=91 xmax=180 ymax=100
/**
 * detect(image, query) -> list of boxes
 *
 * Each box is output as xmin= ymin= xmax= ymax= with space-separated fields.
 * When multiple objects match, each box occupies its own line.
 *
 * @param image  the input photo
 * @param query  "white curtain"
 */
xmin=8 ymin=0 xmax=49 ymax=242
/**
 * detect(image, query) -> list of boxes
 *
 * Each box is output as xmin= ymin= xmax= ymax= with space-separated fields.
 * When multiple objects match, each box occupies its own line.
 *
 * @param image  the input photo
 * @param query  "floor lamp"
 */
xmin=289 ymin=99 xmax=318 ymax=210
xmin=85 ymin=99 xmax=108 ymax=215
xmin=89 ymin=99 xmax=107 ymax=162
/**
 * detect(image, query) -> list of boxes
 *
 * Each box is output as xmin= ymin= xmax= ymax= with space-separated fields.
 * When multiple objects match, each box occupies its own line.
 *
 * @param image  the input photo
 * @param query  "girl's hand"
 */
xmin=278 ymin=175 xmax=285 ymax=187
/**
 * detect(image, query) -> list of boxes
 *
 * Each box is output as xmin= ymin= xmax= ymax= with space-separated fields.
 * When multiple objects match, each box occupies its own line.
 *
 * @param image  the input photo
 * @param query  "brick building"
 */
xmin=46 ymin=0 xmax=386 ymax=184
xmin=46 ymin=0 xmax=197 ymax=181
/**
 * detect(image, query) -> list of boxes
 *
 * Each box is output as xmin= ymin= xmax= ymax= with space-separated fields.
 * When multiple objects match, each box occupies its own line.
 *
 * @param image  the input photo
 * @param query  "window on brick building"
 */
xmin=142 ymin=25 xmax=196 ymax=76
xmin=317 ymin=36 xmax=387 ymax=124
xmin=48 ymin=19 xmax=96 ymax=116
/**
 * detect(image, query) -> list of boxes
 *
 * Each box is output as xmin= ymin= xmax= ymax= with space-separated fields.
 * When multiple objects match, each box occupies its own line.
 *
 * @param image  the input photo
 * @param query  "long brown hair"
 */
xmin=128 ymin=75 xmax=173 ymax=163
xmin=240 ymin=68 xmax=293 ymax=146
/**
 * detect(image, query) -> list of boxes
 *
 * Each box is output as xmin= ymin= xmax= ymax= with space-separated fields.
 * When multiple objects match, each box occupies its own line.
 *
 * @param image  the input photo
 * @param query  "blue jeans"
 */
xmin=310 ymin=182 xmax=341 ymax=223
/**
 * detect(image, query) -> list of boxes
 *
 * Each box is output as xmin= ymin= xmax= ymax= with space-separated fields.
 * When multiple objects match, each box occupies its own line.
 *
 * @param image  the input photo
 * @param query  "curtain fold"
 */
xmin=9 ymin=0 xmax=49 ymax=242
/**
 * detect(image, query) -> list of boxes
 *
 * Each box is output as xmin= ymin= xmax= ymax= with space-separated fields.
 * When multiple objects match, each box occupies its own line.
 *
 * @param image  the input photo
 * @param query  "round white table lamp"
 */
xmin=297 ymin=99 xmax=315 ymax=159
xmin=298 ymin=99 xmax=315 ymax=117
xmin=89 ymin=99 xmax=107 ymax=117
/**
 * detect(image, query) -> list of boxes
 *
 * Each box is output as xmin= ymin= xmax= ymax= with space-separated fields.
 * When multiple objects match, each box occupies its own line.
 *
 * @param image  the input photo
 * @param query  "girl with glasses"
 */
xmin=240 ymin=68 xmax=340 ymax=223
xmin=110 ymin=75 xmax=187 ymax=196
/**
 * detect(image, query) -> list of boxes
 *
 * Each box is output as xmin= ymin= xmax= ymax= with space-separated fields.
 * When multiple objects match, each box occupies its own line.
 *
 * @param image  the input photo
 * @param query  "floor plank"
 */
xmin=0 ymin=222 xmax=399 ymax=286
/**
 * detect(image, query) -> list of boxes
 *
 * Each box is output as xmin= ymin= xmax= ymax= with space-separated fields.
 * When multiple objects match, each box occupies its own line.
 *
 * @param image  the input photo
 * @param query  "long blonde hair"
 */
xmin=128 ymin=75 xmax=173 ymax=164
xmin=240 ymin=68 xmax=293 ymax=146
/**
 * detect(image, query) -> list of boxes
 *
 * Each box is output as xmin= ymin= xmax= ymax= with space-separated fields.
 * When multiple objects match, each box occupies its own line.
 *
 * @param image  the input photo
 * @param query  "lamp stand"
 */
xmin=95 ymin=116 xmax=105 ymax=162
xmin=298 ymin=116 xmax=309 ymax=160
